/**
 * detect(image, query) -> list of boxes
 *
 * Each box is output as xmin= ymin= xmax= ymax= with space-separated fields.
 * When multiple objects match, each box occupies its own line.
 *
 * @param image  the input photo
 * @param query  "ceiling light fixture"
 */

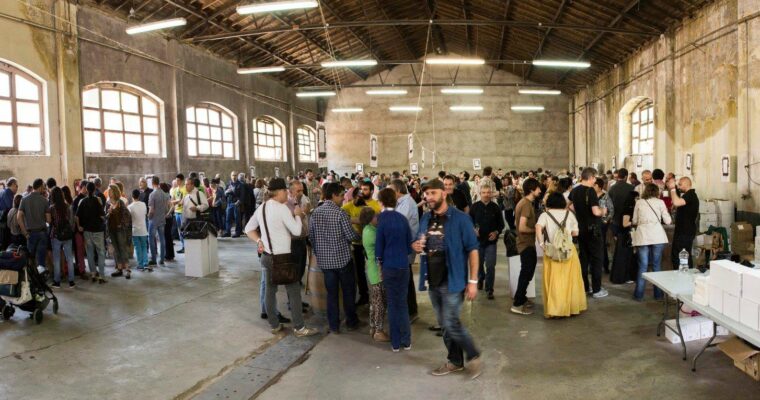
xmin=532 ymin=60 xmax=591 ymax=68
xmin=441 ymin=88 xmax=483 ymax=95
xmin=237 ymin=0 xmax=318 ymax=15
xmin=518 ymin=89 xmax=562 ymax=95
xmin=331 ymin=108 xmax=364 ymax=113
xmin=126 ymin=17 xmax=187 ymax=35
xmin=389 ymin=106 xmax=423 ymax=112
xmin=425 ymin=57 xmax=485 ymax=65
xmin=511 ymin=105 xmax=545 ymax=112
xmin=321 ymin=60 xmax=378 ymax=68
xmin=296 ymin=91 xmax=336 ymax=98
xmin=366 ymin=89 xmax=408 ymax=95
xmin=237 ymin=66 xmax=286 ymax=74
xmin=450 ymin=105 xmax=483 ymax=112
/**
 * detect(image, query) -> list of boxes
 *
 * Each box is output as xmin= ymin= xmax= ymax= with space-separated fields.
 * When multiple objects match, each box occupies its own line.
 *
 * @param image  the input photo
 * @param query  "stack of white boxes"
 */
xmin=693 ymin=275 xmax=709 ymax=306
xmin=741 ymin=267 xmax=760 ymax=331
xmin=709 ymin=259 xmax=760 ymax=331
xmin=755 ymin=226 xmax=760 ymax=262
xmin=698 ymin=201 xmax=718 ymax=232
xmin=713 ymin=199 xmax=735 ymax=228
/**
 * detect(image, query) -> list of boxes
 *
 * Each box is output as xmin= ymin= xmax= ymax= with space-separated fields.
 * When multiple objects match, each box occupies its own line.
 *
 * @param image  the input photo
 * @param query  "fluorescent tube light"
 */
xmin=331 ymin=108 xmax=364 ymax=113
xmin=321 ymin=60 xmax=378 ymax=68
xmin=426 ymin=57 xmax=485 ymax=65
xmin=237 ymin=1 xmax=318 ymax=15
xmin=237 ymin=66 xmax=286 ymax=74
xmin=366 ymin=89 xmax=407 ymax=95
xmin=519 ymin=89 xmax=562 ymax=95
xmin=126 ymin=18 xmax=187 ymax=35
xmin=511 ymin=105 xmax=545 ymax=112
xmin=441 ymin=88 xmax=483 ymax=95
xmin=389 ymin=106 xmax=423 ymax=112
xmin=532 ymin=60 xmax=591 ymax=68
xmin=296 ymin=91 xmax=336 ymax=97
xmin=450 ymin=105 xmax=483 ymax=112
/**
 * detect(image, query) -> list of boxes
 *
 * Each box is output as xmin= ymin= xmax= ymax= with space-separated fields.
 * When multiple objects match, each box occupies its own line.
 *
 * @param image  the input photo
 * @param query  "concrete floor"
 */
xmin=1 ymin=239 xmax=758 ymax=399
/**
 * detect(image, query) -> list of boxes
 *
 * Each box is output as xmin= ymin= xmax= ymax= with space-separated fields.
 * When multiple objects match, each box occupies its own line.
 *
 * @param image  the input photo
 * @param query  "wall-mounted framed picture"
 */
xmin=410 ymin=163 xmax=419 ymax=175
xmin=472 ymin=158 xmax=481 ymax=171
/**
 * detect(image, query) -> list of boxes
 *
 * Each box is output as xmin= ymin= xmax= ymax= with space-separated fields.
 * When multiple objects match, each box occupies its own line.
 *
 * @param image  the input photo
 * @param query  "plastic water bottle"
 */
xmin=679 ymin=249 xmax=689 ymax=272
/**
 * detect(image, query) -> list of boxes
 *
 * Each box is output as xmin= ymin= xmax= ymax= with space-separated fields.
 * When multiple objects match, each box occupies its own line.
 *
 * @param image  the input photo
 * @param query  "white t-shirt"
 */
xmin=537 ymin=209 xmax=579 ymax=241
xmin=244 ymin=199 xmax=302 ymax=255
xmin=128 ymin=201 xmax=148 ymax=236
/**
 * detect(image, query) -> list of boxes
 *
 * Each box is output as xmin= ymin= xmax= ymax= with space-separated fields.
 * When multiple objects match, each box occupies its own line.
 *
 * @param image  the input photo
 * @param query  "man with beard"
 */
xmin=342 ymin=180 xmax=381 ymax=306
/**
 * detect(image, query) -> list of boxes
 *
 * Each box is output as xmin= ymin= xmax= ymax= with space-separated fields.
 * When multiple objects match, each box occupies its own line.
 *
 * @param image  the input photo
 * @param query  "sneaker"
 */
xmin=125 ymin=272 xmax=131 ymax=280
xmin=392 ymin=347 xmax=400 ymax=353
xmin=373 ymin=331 xmax=390 ymax=342
xmin=159 ymin=260 xmax=165 ymax=266
xmin=510 ymin=305 xmax=534 ymax=315
xmin=260 ymin=312 xmax=268 ymax=320
xmin=487 ymin=292 xmax=495 ymax=300
xmin=148 ymin=260 xmax=157 ymax=266
xmin=177 ymin=248 xmax=185 ymax=254
xmin=428 ymin=325 xmax=442 ymax=331
xmin=294 ymin=326 xmax=319 ymax=337
xmin=431 ymin=362 xmax=464 ymax=376
xmin=98 ymin=278 xmax=107 ymax=284
xmin=147 ymin=267 xmax=153 ymax=272
xmin=91 ymin=274 xmax=98 ymax=283
xmin=52 ymin=281 xmax=61 ymax=289
xmin=277 ymin=314 xmax=291 ymax=324
xmin=403 ymin=344 xmax=412 ymax=351
xmin=68 ymin=281 xmax=76 ymax=288
xmin=111 ymin=271 xmax=123 ymax=278
xmin=525 ymin=299 xmax=535 ymax=308
xmin=271 ymin=323 xmax=284 ymax=334
xmin=468 ymin=357 xmax=483 ymax=380
xmin=592 ymin=288 xmax=609 ymax=299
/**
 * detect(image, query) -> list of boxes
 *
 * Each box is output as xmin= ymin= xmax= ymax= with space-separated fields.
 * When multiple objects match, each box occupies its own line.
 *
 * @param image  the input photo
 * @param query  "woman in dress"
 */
xmin=632 ymin=183 xmax=672 ymax=300
xmin=536 ymin=192 xmax=587 ymax=318
xmin=107 ymin=184 xmax=133 ymax=279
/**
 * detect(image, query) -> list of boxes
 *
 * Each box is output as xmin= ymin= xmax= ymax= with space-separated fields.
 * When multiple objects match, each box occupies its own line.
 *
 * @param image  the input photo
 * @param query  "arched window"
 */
xmin=297 ymin=125 xmax=317 ymax=162
xmin=186 ymin=103 xmax=236 ymax=159
xmin=631 ymin=100 xmax=654 ymax=155
xmin=0 ymin=59 xmax=46 ymax=154
xmin=82 ymin=82 xmax=163 ymax=156
xmin=252 ymin=116 xmax=286 ymax=161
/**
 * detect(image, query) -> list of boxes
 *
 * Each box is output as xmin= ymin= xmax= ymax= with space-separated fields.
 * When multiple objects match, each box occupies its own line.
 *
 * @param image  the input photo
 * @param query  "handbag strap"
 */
xmin=261 ymin=202 xmax=273 ymax=254
xmin=644 ymin=199 xmax=662 ymax=223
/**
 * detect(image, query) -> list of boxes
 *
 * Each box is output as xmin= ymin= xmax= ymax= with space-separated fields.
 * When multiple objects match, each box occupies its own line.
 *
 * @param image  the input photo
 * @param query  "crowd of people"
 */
xmin=0 ymin=164 xmax=700 ymax=378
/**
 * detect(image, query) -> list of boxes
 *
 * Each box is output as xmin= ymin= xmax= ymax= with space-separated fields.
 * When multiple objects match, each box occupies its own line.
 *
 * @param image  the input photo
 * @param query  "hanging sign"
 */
xmin=356 ymin=163 xmax=364 ymax=173
xmin=473 ymin=158 xmax=482 ymax=171
xmin=410 ymin=163 xmax=419 ymax=175
xmin=370 ymin=134 xmax=378 ymax=168
xmin=316 ymin=121 xmax=327 ymax=160
xmin=685 ymin=153 xmax=693 ymax=173
xmin=408 ymin=134 xmax=414 ymax=160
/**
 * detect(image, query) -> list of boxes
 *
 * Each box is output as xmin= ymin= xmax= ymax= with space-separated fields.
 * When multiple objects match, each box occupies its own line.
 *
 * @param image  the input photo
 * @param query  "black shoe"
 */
xmin=428 ymin=325 xmax=442 ymax=331
xmin=487 ymin=292 xmax=495 ymax=300
xmin=477 ymin=281 xmax=484 ymax=291
xmin=232 ymin=235 xmax=241 ymax=238
xmin=148 ymin=260 xmax=157 ymax=266
xmin=111 ymin=270 xmax=123 ymax=277
xmin=222 ymin=234 xmax=231 ymax=238
xmin=125 ymin=272 xmax=131 ymax=280
xmin=260 ymin=313 xmax=268 ymax=320
xmin=52 ymin=281 xmax=61 ymax=288
xmin=159 ymin=261 xmax=165 ymax=266
xmin=177 ymin=249 xmax=185 ymax=254
xmin=277 ymin=314 xmax=291 ymax=324
xmin=69 ymin=281 xmax=76 ymax=288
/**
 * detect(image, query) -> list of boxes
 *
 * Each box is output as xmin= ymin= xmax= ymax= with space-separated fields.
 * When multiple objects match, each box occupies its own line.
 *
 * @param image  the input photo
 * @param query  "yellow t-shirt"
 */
xmin=171 ymin=186 xmax=187 ymax=213
xmin=342 ymin=199 xmax=382 ymax=243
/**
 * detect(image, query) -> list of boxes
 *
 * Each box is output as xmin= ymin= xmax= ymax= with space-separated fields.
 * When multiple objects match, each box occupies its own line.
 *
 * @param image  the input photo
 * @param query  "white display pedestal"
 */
xmin=508 ymin=255 xmax=536 ymax=299
xmin=185 ymin=235 xmax=219 ymax=277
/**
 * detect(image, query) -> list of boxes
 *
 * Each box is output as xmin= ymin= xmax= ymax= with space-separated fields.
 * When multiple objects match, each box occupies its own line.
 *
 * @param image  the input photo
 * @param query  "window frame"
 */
xmin=0 ymin=60 xmax=46 ymax=155
xmin=185 ymin=102 xmax=237 ymax=160
xmin=81 ymin=82 xmax=164 ymax=157
xmin=252 ymin=116 xmax=287 ymax=162
xmin=630 ymin=100 xmax=654 ymax=156
xmin=296 ymin=125 xmax=317 ymax=163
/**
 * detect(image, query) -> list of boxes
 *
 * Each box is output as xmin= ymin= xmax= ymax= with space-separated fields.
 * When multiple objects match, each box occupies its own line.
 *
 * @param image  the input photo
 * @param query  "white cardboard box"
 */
xmin=723 ymin=292 xmax=741 ymax=321
xmin=710 ymin=259 xmax=744 ymax=297
xmin=692 ymin=316 xmax=715 ymax=339
xmin=709 ymin=284 xmax=724 ymax=313
xmin=742 ymin=268 xmax=760 ymax=305
xmin=740 ymin=298 xmax=760 ymax=330
xmin=664 ymin=318 xmax=701 ymax=343
xmin=508 ymin=255 xmax=535 ymax=299
xmin=699 ymin=201 xmax=717 ymax=214
xmin=185 ymin=236 xmax=219 ymax=277
xmin=717 ymin=325 xmax=730 ymax=335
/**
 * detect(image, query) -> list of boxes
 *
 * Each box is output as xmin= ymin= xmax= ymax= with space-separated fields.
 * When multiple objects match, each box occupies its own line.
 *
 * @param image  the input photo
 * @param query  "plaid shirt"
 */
xmin=309 ymin=200 xmax=360 ymax=270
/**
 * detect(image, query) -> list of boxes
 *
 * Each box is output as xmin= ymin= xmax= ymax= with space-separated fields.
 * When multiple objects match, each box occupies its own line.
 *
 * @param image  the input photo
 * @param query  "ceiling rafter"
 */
xmin=525 ymin=0 xmax=571 ymax=80
xmin=371 ymin=0 xmax=417 ymax=59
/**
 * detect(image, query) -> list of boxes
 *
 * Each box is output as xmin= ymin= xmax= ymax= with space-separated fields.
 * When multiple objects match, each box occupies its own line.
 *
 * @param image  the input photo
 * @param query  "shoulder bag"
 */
xmin=262 ymin=203 xmax=300 ymax=285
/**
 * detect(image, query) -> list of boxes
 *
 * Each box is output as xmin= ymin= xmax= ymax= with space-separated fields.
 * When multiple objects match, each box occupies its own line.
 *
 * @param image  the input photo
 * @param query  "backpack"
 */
xmin=543 ymin=211 xmax=574 ymax=262
xmin=53 ymin=207 xmax=74 ymax=241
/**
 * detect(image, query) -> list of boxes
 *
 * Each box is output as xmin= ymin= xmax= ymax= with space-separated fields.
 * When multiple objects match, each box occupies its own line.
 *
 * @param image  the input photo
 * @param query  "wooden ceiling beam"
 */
xmin=526 ymin=0 xmax=570 ymax=80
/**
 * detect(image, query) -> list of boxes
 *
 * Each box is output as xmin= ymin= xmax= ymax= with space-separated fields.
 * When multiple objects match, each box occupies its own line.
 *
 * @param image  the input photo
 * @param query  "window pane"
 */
xmin=187 ymin=123 xmax=196 ymax=138
xmin=83 ymin=109 xmax=100 ymax=129
xmin=198 ymin=140 xmax=210 ymax=154
xmin=222 ymin=114 xmax=232 ymax=128
xmin=647 ymin=107 xmax=653 ymax=122
xmin=102 ymin=90 xmax=120 ymax=110
xmin=16 ymin=102 xmax=40 ymax=124
xmin=84 ymin=130 xmax=101 ymax=153
xmin=0 ymin=125 xmax=12 ymax=147
xmin=223 ymin=143 xmax=233 ymax=158
xmin=260 ymin=147 xmax=274 ymax=160
xmin=142 ymin=97 xmax=158 ymax=116
xmin=631 ymin=123 xmax=638 ymax=139
xmin=632 ymin=139 xmax=639 ymax=154
xmin=257 ymin=121 xmax=265 ymax=133
xmin=14 ymin=75 xmax=38 ymax=101
xmin=265 ymin=123 xmax=273 ymax=134
xmin=196 ymin=108 xmax=208 ymax=124
xmin=223 ymin=128 xmax=232 ymax=142
xmin=210 ymin=127 xmax=221 ymax=141
xmin=105 ymin=131 xmax=124 ymax=150
xmin=120 ymin=92 xmax=138 ymax=113
xmin=276 ymin=149 xmax=282 ymax=160
xmin=17 ymin=126 xmax=41 ymax=151
xmin=648 ymin=123 xmax=655 ymax=139
xmin=211 ymin=141 xmax=222 ymax=155
xmin=143 ymin=117 xmax=158 ymax=134
xmin=266 ymin=135 xmax=273 ymax=147
xmin=103 ymin=112 xmax=123 ymax=131
xmin=0 ymin=100 xmax=11 ymax=123
xmin=144 ymin=136 xmax=159 ymax=154
xmin=0 ymin=72 xmax=10 ymax=97
xmin=125 ymin=133 xmax=142 ymax=151
xmin=186 ymin=107 xmax=195 ymax=122
xmin=198 ymin=124 xmax=209 ymax=139
xmin=188 ymin=139 xmax=197 ymax=156
xmin=208 ymin=110 xmax=220 ymax=126
xmin=82 ymin=88 xmax=99 ymax=108
xmin=124 ymin=114 xmax=141 ymax=132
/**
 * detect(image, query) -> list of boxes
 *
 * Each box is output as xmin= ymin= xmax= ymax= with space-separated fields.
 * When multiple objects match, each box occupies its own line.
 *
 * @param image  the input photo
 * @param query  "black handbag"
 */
xmin=262 ymin=203 xmax=299 ymax=285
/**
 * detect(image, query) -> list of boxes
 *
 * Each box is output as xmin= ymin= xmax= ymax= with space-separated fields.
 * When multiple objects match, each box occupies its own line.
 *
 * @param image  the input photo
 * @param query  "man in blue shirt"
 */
xmin=412 ymin=178 xmax=482 ymax=379
xmin=0 ymin=177 xmax=18 ymax=250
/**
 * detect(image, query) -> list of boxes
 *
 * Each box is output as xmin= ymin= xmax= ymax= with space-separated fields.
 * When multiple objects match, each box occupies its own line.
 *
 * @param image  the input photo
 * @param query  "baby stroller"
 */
xmin=0 ymin=245 xmax=58 ymax=324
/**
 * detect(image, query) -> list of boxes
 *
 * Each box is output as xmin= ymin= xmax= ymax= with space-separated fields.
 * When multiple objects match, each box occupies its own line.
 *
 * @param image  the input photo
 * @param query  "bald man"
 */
xmin=668 ymin=177 xmax=699 ymax=269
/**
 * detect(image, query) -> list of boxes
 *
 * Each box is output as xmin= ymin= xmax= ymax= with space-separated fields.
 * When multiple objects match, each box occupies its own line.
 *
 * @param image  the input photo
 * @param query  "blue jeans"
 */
xmin=429 ymin=284 xmax=480 ymax=367
xmin=322 ymin=261 xmax=359 ymax=332
xmin=51 ymin=237 xmax=74 ymax=283
xmin=225 ymin=204 xmax=240 ymax=236
xmin=84 ymin=231 xmax=106 ymax=277
xmin=212 ymin=207 xmax=225 ymax=232
xmin=175 ymin=213 xmax=184 ymax=248
xmin=27 ymin=231 xmax=49 ymax=267
xmin=383 ymin=268 xmax=411 ymax=349
xmin=477 ymin=243 xmax=497 ymax=293
xmin=635 ymin=243 xmax=666 ymax=300
xmin=148 ymin=221 xmax=165 ymax=263
xmin=132 ymin=236 xmax=148 ymax=268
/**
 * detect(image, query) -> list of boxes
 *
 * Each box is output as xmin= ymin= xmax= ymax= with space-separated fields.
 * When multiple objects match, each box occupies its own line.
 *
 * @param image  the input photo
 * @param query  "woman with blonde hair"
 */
xmin=107 ymin=184 xmax=133 ymax=279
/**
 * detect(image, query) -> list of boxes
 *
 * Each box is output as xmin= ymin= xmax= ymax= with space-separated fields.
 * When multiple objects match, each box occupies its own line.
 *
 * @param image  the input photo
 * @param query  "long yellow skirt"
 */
xmin=542 ymin=248 xmax=588 ymax=318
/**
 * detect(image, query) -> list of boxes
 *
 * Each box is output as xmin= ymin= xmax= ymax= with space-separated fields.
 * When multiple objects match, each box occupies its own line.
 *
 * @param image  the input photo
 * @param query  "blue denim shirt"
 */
xmin=417 ymin=206 xmax=479 ymax=293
